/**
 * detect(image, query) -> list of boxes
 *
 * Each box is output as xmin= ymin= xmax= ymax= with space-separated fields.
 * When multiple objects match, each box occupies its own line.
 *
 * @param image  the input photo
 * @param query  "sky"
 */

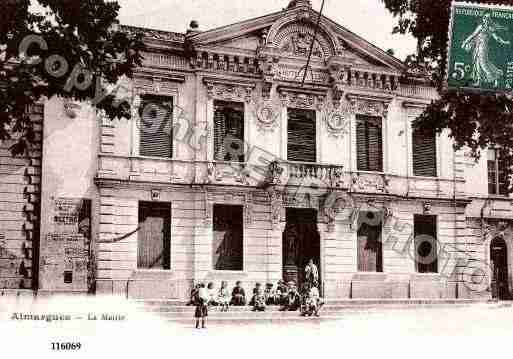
xmin=116 ymin=0 xmax=417 ymax=61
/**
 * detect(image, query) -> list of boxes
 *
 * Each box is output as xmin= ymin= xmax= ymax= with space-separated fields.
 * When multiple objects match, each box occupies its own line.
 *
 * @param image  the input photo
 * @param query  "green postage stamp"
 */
xmin=447 ymin=2 xmax=513 ymax=92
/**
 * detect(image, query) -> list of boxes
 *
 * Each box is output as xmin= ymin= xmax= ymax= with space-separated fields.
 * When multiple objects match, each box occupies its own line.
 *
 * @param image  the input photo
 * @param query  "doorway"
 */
xmin=137 ymin=202 xmax=171 ymax=270
xmin=282 ymin=208 xmax=320 ymax=289
xmin=490 ymin=237 xmax=509 ymax=300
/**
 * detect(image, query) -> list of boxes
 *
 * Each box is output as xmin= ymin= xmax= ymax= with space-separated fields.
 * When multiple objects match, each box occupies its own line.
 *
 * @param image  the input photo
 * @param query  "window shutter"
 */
xmin=412 ymin=125 xmax=437 ymax=177
xmin=287 ymin=108 xmax=316 ymax=162
xmin=214 ymin=101 xmax=244 ymax=162
xmin=356 ymin=115 xmax=383 ymax=172
xmin=139 ymin=95 xmax=173 ymax=158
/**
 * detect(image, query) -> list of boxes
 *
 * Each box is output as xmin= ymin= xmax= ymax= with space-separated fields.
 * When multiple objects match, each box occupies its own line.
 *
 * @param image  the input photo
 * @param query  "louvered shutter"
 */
xmin=214 ymin=101 xmax=244 ymax=162
xmin=412 ymin=124 xmax=437 ymax=177
xmin=287 ymin=108 xmax=316 ymax=162
xmin=139 ymin=95 xmax=173 ymax=158
xmin=356 ymin=115 xmax=383 ymax=172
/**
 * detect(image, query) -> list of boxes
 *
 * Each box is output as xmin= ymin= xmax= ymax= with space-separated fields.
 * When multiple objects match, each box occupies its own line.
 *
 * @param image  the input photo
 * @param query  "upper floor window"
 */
xmin=214 ymin=100 xmax=245 ymax=162
xmin=356 ymin=115 xmax=383 ymax=172
xmin=487 ymin=148 xmax=508 ymax=195
xmin=287 ymin=108 xmax=316 ymax=163
xmin=412 ymin=123 xmax=437 ymax=177
xmin=138 ymin=95 xmax=173 ymax=158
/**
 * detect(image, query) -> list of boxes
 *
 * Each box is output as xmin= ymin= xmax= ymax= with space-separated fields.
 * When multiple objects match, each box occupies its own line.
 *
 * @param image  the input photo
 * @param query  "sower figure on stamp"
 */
xmin=462 ymin=12 xmax=511 ymax=88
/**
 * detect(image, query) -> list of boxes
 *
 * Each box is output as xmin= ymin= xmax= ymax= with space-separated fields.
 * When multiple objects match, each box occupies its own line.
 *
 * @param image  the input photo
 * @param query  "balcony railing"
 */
xmin=97 ymin=155 xmax=466 ymax=200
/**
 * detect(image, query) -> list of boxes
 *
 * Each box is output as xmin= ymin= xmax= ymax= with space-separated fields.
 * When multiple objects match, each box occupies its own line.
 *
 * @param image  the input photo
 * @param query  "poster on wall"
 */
xmin=39 ymin=198 xmax=92 ymax=292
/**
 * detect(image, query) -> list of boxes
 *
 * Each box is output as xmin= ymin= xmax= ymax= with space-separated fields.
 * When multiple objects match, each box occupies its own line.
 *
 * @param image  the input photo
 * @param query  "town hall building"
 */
xmin=1 ymin=0 xmax=511 ymax=301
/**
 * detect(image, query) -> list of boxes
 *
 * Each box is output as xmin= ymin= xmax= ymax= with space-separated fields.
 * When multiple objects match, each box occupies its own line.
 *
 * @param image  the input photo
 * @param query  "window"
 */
xmin=213 ymin=100 xmax=245 ymax=162
xmin=487 ymin=149 xmax=508 ymax=195
xmin=357 ymin=211 xmax=383 ymax=272
xmin=356 ymin=115 xmax=383 ymax=172
xmin=213 ymin=204 xmax=243 ymax=271
xmin=137 ymin=202 xmax=171 ymax=270
xmin=413 ymin=215 xmax=437 ymax=273
xmin=412 ymin=123 xmax=437 ymax=177
xmin=287 ymin=108 xmax=316 ymax=163
xmin=138 ymin=95 xmax=173 ymax=158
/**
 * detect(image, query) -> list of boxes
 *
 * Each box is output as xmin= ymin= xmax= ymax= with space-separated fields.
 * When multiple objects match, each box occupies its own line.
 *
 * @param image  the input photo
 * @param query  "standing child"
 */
xmin=194 ymin=283 xmax=209 ymax=329
xmin=217 ymin=281 xmax=230 ymax=312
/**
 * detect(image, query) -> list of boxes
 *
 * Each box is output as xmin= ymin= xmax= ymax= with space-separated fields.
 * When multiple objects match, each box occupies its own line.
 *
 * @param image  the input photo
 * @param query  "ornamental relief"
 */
xmin=205 ymin=81 xmax=254 ymax=103
xmin=347 ymin=96 xmax=391 ymax=118
xmin=279 ymin=90 xmax=326 ymax=110
xmin=322 ymin=101 xmax=352 ymax=138
xmin=251 ymin=97 xmax=281 ymax=133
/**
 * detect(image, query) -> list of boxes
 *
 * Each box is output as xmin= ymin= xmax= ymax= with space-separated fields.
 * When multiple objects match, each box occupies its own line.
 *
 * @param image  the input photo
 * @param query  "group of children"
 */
xmin=189 ymin=280 xmax=324 ymax=328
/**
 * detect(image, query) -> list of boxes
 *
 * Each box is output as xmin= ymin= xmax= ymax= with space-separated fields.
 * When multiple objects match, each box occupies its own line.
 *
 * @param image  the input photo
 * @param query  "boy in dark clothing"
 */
xmin=230 ymin=281 xmax=246 ymax=306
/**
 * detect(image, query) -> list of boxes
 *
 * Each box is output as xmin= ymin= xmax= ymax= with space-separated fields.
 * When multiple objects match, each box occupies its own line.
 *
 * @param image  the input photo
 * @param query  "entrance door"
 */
xmin=282 ymin=208 xmax=320 ymax=289
xmin=490 ymin=237 xmax=509 ymax=300
xmin=138 ymin=202 xmax=171 ymax=270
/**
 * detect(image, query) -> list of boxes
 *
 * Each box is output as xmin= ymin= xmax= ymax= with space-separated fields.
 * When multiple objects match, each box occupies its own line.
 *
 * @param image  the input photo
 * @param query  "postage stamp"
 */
xmin=447 ymin=1 xmax=513 ymax=92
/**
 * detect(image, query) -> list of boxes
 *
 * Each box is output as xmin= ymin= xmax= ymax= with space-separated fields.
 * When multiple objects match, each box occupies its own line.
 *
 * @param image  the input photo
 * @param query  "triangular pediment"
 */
xmin=188 ymin=6 xmax=406 ymax=74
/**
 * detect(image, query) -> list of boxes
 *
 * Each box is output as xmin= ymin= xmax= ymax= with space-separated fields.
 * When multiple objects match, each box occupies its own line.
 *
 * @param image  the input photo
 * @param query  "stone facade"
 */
xmin=2 ymin=1 xmax=513 ymax=300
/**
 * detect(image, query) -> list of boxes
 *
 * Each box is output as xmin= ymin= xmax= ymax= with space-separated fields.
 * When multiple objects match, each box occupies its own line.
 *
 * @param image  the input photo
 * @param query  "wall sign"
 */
xmin=40 ymin=198 xmax=91 ymax=292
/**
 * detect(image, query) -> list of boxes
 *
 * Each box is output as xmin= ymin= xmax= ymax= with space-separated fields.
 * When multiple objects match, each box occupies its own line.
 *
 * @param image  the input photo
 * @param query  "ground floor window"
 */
xmin=137 ymin=202 xmax=171 ymax=269
xmin=213 ymin=204 xmax=243 ymax=271
xmin=413 ymin=214 xmax=438 ymax=273
xmin=357 ymin=211 xmax=383 ymax=272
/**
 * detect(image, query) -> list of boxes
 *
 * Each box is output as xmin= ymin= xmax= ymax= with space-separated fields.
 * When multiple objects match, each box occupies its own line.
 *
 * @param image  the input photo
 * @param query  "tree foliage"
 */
xmin=382 ymin=0 xmax=513 ymax=184
xmin=0 ymin=0 xmax=145 ymax=154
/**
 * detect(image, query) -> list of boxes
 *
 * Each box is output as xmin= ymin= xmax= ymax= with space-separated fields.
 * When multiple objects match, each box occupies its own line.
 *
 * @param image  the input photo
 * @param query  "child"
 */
xmin=194 ymin=283 xmax=209 ymax=329
xmin=230 ymin=281 xmax=246 ymax=306
xmin=217 ymin=281 xmax=230 ymax=312
xmin=251 ymin=283 xmax=266 ymax=312
xmin=275 ymin=280 xmax=288 ymax=306
xmin=264 ymin=282 xmax=275 ymax=305
xmin=207 ymin=282 xmax=217 ymax=306
xmin=302 ymin=285 xmax=323 ymax=317
xmin=187 ymin=283 xmax=200 ymax=306
xmin=280 ymin=281 xmax=300 ymax=311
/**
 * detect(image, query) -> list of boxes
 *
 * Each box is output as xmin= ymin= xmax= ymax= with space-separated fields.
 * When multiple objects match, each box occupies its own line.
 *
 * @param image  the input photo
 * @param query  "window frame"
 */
xmin=211 ymin=203 xmax=246 ymax=273
xmin=411 ymin=121 xmax=438 ymax=178
xmin=413 ymin=214 xmax=438 ymax=274
xmin=355 ymin=114 xmax=384 ymax=173
xmin=212 ymin=100 xmax=246 ymax=163
xmin=132 ymin=88 xmax=178 ymax=160
xmin=487 ymin=148 xmax=508 ymax=196
xmin=286 ymin=107 xmax=318 ymax=163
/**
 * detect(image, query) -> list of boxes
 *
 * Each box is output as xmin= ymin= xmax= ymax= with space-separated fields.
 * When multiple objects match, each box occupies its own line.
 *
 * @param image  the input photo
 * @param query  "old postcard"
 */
xmin=1 ymin=0 xmax=512 ymax=357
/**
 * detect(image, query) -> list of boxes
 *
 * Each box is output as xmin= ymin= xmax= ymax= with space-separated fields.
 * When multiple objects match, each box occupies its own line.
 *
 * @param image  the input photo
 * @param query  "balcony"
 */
xmin=96 ymin=155 xmax=467 ymax=200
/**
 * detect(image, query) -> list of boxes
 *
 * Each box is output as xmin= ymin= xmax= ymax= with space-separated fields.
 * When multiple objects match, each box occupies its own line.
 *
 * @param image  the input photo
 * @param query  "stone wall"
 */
xmin=0 ymin=105 xmax=42 ymax=290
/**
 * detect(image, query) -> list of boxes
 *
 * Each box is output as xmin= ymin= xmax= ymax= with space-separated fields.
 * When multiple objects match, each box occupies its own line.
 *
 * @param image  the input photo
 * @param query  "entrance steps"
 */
xmin=134 ymin=298 xmax=494 ymax=324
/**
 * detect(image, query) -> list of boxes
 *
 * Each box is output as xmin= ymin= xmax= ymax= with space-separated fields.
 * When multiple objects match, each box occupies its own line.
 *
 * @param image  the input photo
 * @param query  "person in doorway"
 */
xmin=217 ymin=281 xmax=230 ymax=312
xmin=305 ymin=259 xmax=319 ymax=288
xmin=230 ymin=281 xmax=246 ymax=306
xmin=194 ymin=283 xmax=209 ymax=329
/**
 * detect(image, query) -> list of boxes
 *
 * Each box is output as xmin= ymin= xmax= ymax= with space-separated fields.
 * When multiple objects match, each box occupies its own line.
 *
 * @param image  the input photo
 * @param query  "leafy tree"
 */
xmin=382 ymin=0 xmax=513 ymax=185
xmin=0 ymin=0 xmax=145 ymax=154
